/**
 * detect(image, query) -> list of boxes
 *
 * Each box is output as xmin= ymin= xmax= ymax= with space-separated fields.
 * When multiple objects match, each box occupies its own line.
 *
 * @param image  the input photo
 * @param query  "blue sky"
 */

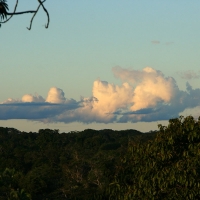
xmin=1 ymin=1 xmax=200 ymax=132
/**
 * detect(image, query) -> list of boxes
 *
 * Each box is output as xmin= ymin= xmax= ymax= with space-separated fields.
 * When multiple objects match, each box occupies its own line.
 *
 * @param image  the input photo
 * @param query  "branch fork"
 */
xmin=0 ymin=0 xmax=50 ymax=30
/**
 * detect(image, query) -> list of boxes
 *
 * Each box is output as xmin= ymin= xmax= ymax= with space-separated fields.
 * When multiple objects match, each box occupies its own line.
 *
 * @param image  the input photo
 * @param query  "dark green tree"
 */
xmin=108 ymin=116 xmax=200 ymax=199
xmin=0 ymin=168 xmax=31 ymax=200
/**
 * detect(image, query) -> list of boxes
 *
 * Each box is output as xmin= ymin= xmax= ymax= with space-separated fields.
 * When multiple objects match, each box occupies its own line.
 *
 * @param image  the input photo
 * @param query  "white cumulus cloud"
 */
xmin=1 ymin=67 xmax=200 ymax=124
xmin=112 ymin=66 xmax=177 ymax=111
xmin=22 ymin=94 xmax=45 ymax=103
xmin=46 ymin=87 xmax=66 ymax=103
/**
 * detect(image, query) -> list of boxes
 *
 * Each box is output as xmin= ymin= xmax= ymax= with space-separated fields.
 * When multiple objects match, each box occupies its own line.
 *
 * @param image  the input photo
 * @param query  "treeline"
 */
xmin=0 ymin=127 xmax=155 ymax=199
xmin=0 ymin=116 xmax=200 ymax=199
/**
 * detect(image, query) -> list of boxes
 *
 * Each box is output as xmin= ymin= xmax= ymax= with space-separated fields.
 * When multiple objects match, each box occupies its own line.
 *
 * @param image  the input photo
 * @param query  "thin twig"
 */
xmin=38 ymin=0 xmax=50 ymax=28
xmin=27 ymin=0 xmax=46 ymax=30
xmin=6 ymin=10 xmax=36 ymax=15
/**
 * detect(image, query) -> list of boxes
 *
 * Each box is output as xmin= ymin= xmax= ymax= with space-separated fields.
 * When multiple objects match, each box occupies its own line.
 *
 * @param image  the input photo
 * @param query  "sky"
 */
xmin=1 ymin=0 xmax=200 ymax=133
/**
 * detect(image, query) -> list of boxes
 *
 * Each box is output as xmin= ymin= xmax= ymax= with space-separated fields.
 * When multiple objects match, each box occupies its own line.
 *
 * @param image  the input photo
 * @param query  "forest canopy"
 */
xmin=0 ymin=116 xmax=200 ymax=199
xmin=0 ymin=0 xmax=49 ymax=29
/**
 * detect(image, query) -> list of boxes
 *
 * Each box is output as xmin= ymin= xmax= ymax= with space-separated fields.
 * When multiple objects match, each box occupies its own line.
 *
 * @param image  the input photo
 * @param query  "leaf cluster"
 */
xmin=108 ymin=116 xmax=200 ymax=199
xmin=0 ymin=0 xmax=8 ymax=21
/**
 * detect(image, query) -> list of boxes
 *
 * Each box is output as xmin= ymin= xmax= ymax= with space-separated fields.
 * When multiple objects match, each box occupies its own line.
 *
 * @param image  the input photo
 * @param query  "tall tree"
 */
xmin=108 ymin=116 xmax=200 ymax=199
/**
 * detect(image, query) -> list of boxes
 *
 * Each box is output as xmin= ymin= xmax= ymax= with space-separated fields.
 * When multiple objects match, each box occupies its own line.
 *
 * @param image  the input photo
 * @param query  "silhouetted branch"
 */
xmin=38 ymin=0 xmax=49 ymax=28
xmin=7 ymin=10 xmax=37 ymax=15
xmin=27 ymin=0 xmax=46 ymax=30
xmin=0 ymin=0 xmax=49 ymax=29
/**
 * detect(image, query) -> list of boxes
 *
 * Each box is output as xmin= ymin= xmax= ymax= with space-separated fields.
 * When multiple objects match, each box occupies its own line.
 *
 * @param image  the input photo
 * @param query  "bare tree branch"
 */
xmin=27 ymin=0 xmax=46 ymax=30
xmin=7 ymin=10 xmax=37 ymax=15
xmin=38 ymin=0 xmax=49 ymax=28
xmin=0 ymin=0 xmax=50 ymax=29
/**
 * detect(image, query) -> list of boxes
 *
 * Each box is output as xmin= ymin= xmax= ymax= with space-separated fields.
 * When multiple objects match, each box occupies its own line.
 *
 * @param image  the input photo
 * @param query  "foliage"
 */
xmin=4 ymin=116 xmax=199 ymax=199
xmin=0 ymin=0 xmax=8 ymax=20
xmin=5 ymin=116 xmax=200 ymax=199
xmin=0 ymin=127 xmax=151 ymax=199
xmin=0 ymin=168 xmax=31 ymax=200
xmin=109 ymin=116 xmax=200 ymax=199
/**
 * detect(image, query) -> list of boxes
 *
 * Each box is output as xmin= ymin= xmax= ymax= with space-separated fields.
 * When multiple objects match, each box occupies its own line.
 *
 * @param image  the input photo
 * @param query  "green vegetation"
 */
xmin=109 ymin=116 xmax=200 ymax=199
xmin=0 ymin=116 xmax=200 ymax=199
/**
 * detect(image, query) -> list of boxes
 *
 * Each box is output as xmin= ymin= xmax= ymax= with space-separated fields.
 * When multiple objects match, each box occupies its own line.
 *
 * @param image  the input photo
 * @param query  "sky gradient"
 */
xmin=1 ymin=1 xmax=200 ymax=132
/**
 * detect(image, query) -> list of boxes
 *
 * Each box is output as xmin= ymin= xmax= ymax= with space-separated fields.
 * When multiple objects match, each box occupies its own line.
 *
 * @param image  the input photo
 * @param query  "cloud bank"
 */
xmin=1 ymin=67 xmax=200 ymax=124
